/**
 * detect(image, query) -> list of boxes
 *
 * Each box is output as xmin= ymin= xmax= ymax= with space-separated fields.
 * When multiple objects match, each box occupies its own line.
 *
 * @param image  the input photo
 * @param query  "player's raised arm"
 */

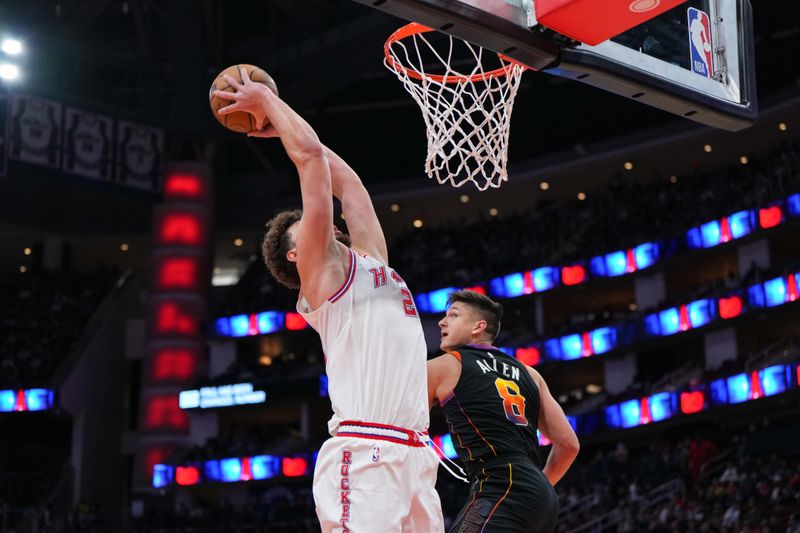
xmin=215 ymin=69 xmax=339 ymax=305
xmin=526 ymin=366 xmax=579 ymax=486
xmin=322 ymin=146 xmax=388 ymax=264
xmin=426 ymin=357 xmax=443 ymax=410
xmin=248 ymin=138 xmax=386 ymax=261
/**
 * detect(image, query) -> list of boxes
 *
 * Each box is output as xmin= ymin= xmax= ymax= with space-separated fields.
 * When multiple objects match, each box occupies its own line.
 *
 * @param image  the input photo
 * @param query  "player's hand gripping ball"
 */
xmin=209 ymin=64 xmax=278 ymax=133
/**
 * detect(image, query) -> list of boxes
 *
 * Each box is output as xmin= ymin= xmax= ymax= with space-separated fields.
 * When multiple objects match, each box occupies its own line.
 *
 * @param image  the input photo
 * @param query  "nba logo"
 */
xmin=688 ymin=7 xmax=713 ymax=79
xmin=372 ymin=446 xmax=380 ymax=463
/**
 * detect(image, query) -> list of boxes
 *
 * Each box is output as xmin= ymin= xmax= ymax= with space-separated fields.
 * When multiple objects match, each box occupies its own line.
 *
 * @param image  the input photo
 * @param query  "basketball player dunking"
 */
xmin=214 ymin=69 xmax=444 ymax=532
xmin=428 ymin=290 xmax=580 ymax=533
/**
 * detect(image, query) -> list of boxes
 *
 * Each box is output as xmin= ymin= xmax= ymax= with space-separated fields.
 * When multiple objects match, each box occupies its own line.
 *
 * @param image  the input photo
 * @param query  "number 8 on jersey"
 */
xmin=495 ymin=378 xmax=528 ymax=426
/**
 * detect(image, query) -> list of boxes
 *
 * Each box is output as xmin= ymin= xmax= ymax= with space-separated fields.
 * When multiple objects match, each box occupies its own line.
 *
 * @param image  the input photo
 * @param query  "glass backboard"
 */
xmin=353 ymin=0 xmax=757 ymax=131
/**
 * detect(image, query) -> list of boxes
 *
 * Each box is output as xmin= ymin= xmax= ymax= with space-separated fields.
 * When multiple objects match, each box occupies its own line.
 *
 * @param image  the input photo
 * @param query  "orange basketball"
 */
xmin=209 ymin=64 xmax=279 ymax=133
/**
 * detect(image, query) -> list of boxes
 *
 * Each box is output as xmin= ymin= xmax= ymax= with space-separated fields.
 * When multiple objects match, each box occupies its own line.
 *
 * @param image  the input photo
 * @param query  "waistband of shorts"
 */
xmin=336 ymin=420 xmax=429 ymax=448
xmin=465 ymin=452 xmax=539 ymax=475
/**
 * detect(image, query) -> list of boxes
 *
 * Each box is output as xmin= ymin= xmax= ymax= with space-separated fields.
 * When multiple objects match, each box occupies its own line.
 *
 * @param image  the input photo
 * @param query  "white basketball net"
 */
xmin=385 ymin=26 xmax=525 ymax=191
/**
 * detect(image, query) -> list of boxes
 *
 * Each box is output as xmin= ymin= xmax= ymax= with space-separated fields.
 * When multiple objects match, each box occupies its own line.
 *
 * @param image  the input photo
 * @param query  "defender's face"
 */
xmin=438 ymin=303 xmax=478 ymax=352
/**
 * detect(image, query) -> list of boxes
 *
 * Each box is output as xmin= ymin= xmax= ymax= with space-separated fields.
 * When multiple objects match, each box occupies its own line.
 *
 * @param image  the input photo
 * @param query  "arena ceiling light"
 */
xmin=1 ymin=38 xmax=23 ymax=55
xmin=0 ymin=63 xmax=20 ymax=81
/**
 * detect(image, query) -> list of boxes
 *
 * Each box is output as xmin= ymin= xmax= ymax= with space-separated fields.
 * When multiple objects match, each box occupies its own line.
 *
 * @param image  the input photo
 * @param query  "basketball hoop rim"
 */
xmin=384 ymin=22 xmax=526 ymax=83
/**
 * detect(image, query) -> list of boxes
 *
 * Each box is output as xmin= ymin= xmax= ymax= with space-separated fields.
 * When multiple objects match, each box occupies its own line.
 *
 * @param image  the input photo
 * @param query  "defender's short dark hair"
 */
xmin=448 ymin=289 xmax=504 ymax=341
xmin=262 ymin=209 xmax=303 ymax=289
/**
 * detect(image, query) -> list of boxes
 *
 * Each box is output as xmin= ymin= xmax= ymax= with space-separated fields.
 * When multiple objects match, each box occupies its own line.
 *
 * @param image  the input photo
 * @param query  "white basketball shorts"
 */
xmin=313 ymin=420 xmax=444 ymax=533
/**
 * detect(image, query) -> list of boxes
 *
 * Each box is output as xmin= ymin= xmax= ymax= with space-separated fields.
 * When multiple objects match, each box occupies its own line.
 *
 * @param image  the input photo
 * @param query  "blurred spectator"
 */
xmin=0 ymin=268 xmax=119 ymax=387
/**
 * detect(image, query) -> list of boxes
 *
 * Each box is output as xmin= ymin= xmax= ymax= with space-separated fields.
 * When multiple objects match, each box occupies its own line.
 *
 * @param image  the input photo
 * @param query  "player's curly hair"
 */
xmin=448 ymin=289 xmax=504 ymax=341
xmin=262 ymin=209 xmax=303 ymax=289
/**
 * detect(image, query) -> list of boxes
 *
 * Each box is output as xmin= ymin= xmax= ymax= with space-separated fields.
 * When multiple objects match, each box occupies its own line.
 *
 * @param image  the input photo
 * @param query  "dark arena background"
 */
xmin=1 ymin=1 xmax=799 ymax=532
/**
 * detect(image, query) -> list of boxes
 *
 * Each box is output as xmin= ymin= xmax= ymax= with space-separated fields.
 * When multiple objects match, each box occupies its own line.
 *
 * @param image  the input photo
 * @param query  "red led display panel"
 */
xmin=282 ymin=457 xmax=308 ymax=477
xmin=515 ymin=347 xmax=541 ymax=367
xmin=144 ymin=394 xmax=189 ymax=431
xmin=561 ymin=265 xmax=586 ymax=286
xmin=176 ymin=466 xmax=200 ymax=486
xmin=151 ymin=298 xmax=205 ymax=338
xmin=284 ymin=312 xmax=308 ymax=331
xmin=464 ymin=286 xmax=486 ymax=295
xmin=718 ymin=295 xmax=743 ymax=319
xmin=158 ymin=257 xmax=199 ymax=290
xmin=150 ymin=347 xmax=199 ymax=382
xmin=680 ymin=391 xmax=705 ymax=414
xmin=156 ymin=210 xmax=207 ymax=247
xmin=163 ymin=173 xmax=206 ymax=201
xmin=758 ymin=206 xmax=782 ymax=228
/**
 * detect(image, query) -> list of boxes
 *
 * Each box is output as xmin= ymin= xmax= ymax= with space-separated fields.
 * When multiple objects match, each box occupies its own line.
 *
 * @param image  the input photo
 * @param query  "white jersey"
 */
xmin=298 ymin=249 xmax=430 ymax=436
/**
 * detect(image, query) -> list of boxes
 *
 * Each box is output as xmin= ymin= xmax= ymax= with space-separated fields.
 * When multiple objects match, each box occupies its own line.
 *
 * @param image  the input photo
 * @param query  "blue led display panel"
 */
xmin=559 ymin=334 xmax=583 ymax=360
xmin=649 ymin=392 xmax=676 ymax=422
xmin=728 ymin=210 xmax=754 ymax=239
xmin=502 ymin=274 xmax=527 ymax=297
xmin=618 ymin=399 xmax=641 ymax=428
xmin=153 ymin=464 xmax=173 ymax=488
xmin=687 ymin=299 xmax=714 ymax=328
xmin=605 ymin=251 xmax=629 ymax=277
xmin=220 ymin=457 xmax=243 ymax=482
xmin=747 ymin=284 xmax=766 ymax=308
xmin=764 ymin=277 xmax=787 ymax=307
xmin=604 ymin=404 xmax=621 ymax=429
xmin=788 ymin=193 xmax=800 ymax=217
xmin=229 ymin=314 xmax=250 ymax=337
xmin=532 ymin=267 xmax=559 ymax=292
xmin=658 ymin=307 xmax=681 ymax=336
xmin=256 ymin=312 xmax=283 ymax=334
xmin=0 ymin=389 xmax=55 ymax=412
xmin=250 ymin=455 xmax=281 ymax=480
xmin=760 ymin=365 xmax=790 ymax=397
xmin=426 ymin=287 xmax=457 ymax=313
xmin=633 ymin=242 xmax=659 ymax=269
xmin=726 ymin=373 xmax=750 ymax=404
xmin=0 ymin=390 xmax=15 ymax=412
xmin=544 ymin=338 xmax=562 ymax=361
xmin=700 ymin=220 xmax=721 ymax=248
xmin=591 ymin=327 xmax=617 ymax=354
xmin=214 ymin=317 xmax=231 ymax=336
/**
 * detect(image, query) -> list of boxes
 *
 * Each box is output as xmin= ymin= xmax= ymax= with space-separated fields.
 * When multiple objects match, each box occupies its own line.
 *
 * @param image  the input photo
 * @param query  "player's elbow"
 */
xmin=554 ymin=433 xmax=580 ymax=460
xmin=562 ymin=435 xmax=580 ymax=459
xmin=294 ymin=139 xmax=326 ymax=164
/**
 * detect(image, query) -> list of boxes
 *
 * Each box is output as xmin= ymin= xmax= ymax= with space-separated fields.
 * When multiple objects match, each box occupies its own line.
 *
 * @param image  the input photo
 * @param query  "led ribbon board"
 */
xmin=0 ymin=389 xmax=54 ymax=412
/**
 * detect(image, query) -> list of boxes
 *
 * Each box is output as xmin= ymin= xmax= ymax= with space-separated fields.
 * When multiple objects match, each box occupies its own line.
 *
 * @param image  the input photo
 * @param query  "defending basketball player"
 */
xmin=213 ymin=68 xmax=444 ymax=533
xmin=428 ymin=290 xmax=580 ymax=533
